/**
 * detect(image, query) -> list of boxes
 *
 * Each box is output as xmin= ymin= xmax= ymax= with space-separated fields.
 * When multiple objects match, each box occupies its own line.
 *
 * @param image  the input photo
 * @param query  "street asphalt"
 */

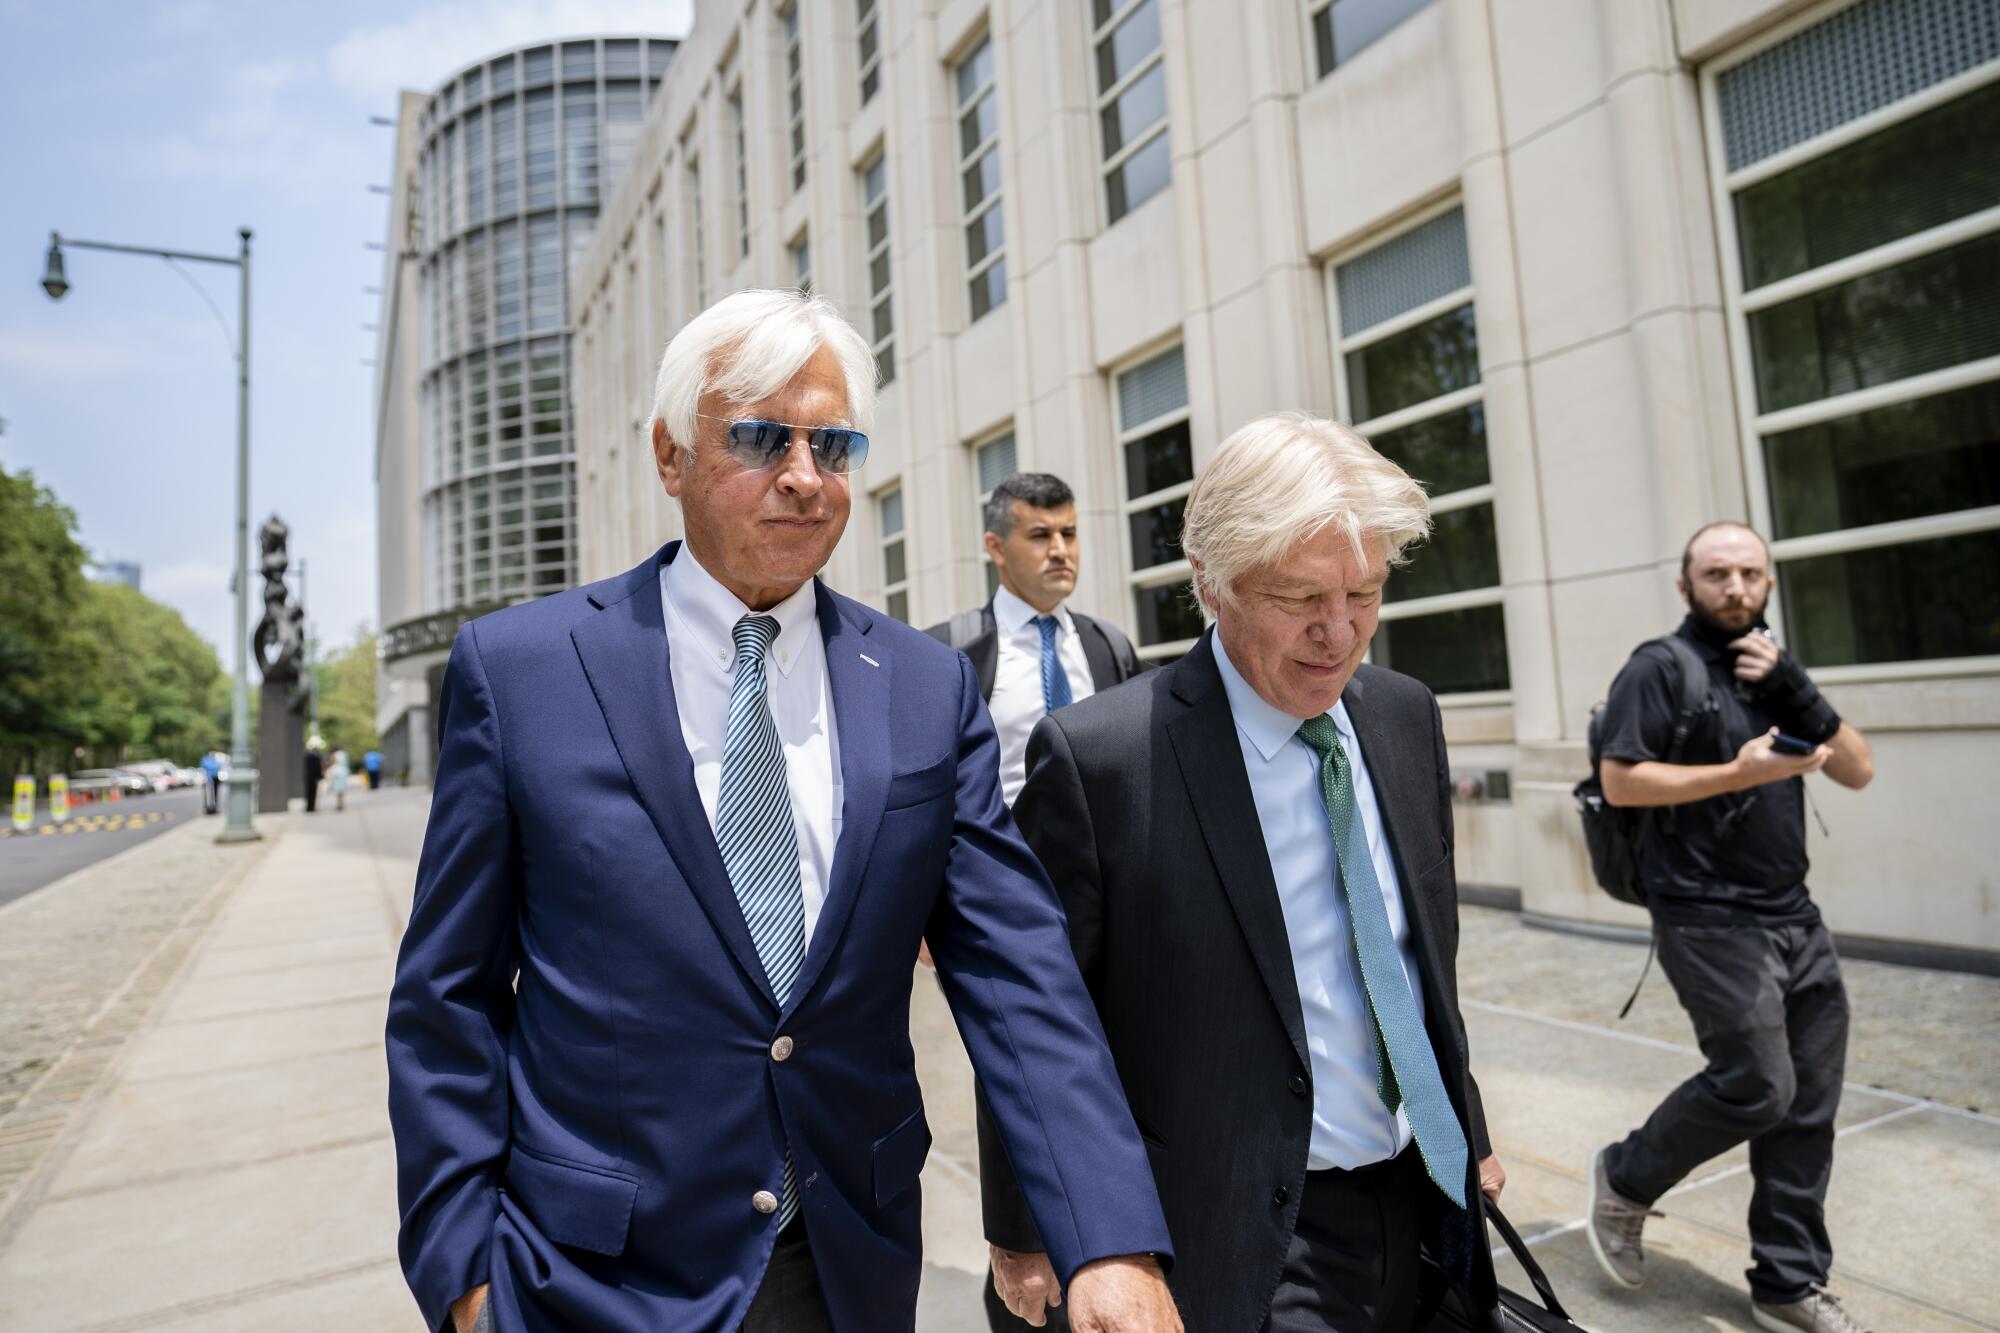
xmin=0 ymin=786 xmax=206 ymax=909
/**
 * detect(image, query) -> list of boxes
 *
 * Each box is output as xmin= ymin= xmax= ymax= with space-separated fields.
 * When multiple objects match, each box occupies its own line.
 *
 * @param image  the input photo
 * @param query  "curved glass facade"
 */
xmin=417 ymin=37 xmax=674 ymax=612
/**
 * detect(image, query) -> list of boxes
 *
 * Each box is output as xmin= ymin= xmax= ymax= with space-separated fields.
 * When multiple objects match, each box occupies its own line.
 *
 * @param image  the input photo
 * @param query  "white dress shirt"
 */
xmin=1213 ymin=632 xmax=1426 ymax=1171
xmin=988 ymin=584 xmax=1097 ymax=805
xmin=661 ymin=548 xmax=842 ymax=950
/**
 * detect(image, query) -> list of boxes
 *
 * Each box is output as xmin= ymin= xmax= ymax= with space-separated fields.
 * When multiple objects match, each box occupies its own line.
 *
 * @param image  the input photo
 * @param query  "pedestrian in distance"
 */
xmin=329 ymin=749 xmax=351 ymax=813
xmin=386 ymin=289 xmax=1179 ymax=1333
xmin=364 ymin=747 xmax=384 ymax=790
xmin=200 ymin=749 xmax=221 ymax=815
xmin=923 ymin=471 xmax=1145 ymax=1333
xmin=979 ymin=412 xmax=1508 ymax=1331
xmin=1586 ymin=521 xmax=1875 ymax=1333
xmin=302 ymin=744 xmax=324 ymax=815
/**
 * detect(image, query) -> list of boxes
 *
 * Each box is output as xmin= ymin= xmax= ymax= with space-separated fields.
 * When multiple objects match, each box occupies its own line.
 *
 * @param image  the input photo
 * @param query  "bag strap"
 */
xmin=1657 ymin=634 xmax=1710 ymax=765
xmin=1483 ymin=1200 xmax=1574 ymax=1321
xmin=1634 ymin=634 xmax=1709 ymax=848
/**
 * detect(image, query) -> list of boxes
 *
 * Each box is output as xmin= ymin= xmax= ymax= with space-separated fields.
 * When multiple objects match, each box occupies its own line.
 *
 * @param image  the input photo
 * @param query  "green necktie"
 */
xmin=1297 ymin=713 xmax=1468 ymax=1208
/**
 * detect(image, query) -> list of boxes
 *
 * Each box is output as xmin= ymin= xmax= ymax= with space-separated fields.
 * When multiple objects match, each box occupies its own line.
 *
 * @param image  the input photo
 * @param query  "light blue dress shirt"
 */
xmin=1213 ymin=633 xmax=1425 ymax=1171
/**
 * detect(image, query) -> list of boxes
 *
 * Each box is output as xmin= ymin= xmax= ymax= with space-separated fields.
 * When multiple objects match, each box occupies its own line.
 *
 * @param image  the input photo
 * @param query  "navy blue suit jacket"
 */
xmin=386 ymin=543 xmax=1170 ymax=1332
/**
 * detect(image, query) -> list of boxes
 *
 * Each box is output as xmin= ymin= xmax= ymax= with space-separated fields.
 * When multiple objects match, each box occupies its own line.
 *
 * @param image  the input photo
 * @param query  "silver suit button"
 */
xmin=771 ymin=1035 xmax=795 ymax=1062
xmin=752 ymin=1190 xmax=779 ymax=1215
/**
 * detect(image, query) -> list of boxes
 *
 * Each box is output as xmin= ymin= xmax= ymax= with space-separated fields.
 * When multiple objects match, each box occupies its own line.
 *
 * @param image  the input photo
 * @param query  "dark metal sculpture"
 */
xmin=251 ymin=516 xmax=309 ymax=812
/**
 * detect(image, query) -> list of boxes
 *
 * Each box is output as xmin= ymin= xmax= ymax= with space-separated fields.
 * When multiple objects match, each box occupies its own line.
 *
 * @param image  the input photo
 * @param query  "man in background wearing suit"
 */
xmin=387 ymin=290 xmax=1179 ymax=1333
xmin=980 ymin=412 xmax=1508 ymax=1330
xmin=926 ymin=471 xmax=1145 ymax=1330
xmin=926 ymin=472 xmax=1143 ymax=802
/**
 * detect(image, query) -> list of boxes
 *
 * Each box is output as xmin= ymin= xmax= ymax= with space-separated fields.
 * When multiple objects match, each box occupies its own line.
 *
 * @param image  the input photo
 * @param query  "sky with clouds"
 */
xmin=0 ymin=0 xmax=692 ymax=673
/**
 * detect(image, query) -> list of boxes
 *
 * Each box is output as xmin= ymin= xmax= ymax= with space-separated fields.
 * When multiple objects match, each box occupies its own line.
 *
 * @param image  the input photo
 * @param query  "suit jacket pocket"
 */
xmin=504 ymin=1143 xmax=640 ymax=1256
xmin=883 ymin=753 xmax=954 ymax=810
xmin=1416 ymin=837 xmax=1455 ymax=894
xmin=871 ymin=1105 xmax=933 ymax=1207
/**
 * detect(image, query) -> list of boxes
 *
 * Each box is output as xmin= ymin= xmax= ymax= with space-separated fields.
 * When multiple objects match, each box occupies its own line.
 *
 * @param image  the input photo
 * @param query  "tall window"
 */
xmin=524 ymin=88 xmax=557 ymax=209
xmin=1307 ymin=0 xmax=1433 ymax=80
xmin=1092 ymin=0 xmax=1170 ymax=224
xmin=730 ymin=90 xmax=750 ymax=260
xmin=784 ymin=5 xmax=808 ymax=190
xmin=1115 ymin=345 xmax=1202 ymax=659
xmin=857 ymin=0 xmax=883 ymax=105
xmin=955 ymin=34 xmax=1006 ymax=320
xmin=878 ymin=485 xmax=908 ymax=620
xmin=563 ymin=83 xmax=599 ymax=205
xmin=1331 ymin=205 xmax=1508 ymax=696
xmin=862 ymin=155 xmax=895 ymax=384
xmin=974 ymin=428 xmax=1017 ymax=599
xmin=790 ymin=231 xmax=812 ymax=292
xmin=1707 ymin=0 xmax=2000 ymax=670
xmin=687 ymin=152 xmax=707 ymax=309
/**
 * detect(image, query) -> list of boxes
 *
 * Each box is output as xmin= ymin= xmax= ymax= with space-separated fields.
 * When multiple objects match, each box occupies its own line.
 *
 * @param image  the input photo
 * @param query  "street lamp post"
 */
xmin=40 ymin=228 xmax=262 ymax=843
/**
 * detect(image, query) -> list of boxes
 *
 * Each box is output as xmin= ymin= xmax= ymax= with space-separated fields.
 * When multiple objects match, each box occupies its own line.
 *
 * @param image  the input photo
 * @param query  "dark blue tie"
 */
xmin=1033 ymin=615 xmax=1074 ymax=712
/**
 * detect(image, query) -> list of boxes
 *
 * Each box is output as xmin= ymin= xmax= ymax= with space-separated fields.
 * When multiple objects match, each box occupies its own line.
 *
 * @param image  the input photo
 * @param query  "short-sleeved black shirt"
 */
xmin=1596 ymin=617 xmax=1817 ymax=925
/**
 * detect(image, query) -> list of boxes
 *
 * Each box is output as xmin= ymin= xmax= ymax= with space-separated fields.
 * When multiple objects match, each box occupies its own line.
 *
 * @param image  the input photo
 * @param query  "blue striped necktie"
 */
xmin=1296 ymin=714 xmax=1469 ymax=1208
xmin=1033 ymin=615 xmax=1074 ymax=712
xmin=715 ymin=613 xmax=806 ymax=1225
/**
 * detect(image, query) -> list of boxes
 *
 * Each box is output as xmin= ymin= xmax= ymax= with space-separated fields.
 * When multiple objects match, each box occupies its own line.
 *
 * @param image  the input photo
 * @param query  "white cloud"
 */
xmin=0 ymin=311 xmax=229 ymax=383
xmin=143 ymin=559 xmax=235 ymax=657
xmin=151 ymin=0 xmax=221 ymax=34
xmin=139 ymin=56 xmax=377 ymax=195
xmin=327 ymin=0 xmax=695 ymax=106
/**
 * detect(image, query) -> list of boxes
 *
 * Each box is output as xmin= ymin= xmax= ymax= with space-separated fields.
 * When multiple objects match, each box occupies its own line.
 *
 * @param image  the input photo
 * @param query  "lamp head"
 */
xmin=40 ymin=236 xmax=68 ymax=301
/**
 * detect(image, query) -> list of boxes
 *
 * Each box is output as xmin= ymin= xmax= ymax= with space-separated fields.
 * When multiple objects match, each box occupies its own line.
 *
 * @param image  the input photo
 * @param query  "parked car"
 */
xmin=70 ymin=770 xmax=121 ymax=802
xmin=123 ymin=761 xmax=184 ymax=793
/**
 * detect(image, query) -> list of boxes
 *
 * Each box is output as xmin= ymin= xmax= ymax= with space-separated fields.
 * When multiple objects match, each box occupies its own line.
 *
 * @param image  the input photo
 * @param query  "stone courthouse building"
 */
xmin=547 ymin=0 xmax=1997 ymax=968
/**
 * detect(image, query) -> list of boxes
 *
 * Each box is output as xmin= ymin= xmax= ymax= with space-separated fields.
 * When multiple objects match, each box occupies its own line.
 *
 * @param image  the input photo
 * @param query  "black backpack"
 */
xmin=1574 ymin=635 xmax=1710 ymax=908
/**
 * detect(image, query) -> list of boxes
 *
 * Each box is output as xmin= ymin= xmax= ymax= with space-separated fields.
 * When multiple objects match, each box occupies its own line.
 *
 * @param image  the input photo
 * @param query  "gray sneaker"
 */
xmin=1753 ymin=1286 xmax=1871 ymax=1333
xmin=1586 ymin=1146 xmax=1660 ymax=1289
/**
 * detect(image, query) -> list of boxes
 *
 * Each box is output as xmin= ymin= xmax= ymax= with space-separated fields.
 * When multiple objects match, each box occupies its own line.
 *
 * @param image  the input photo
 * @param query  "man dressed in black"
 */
xmin=1589 ymin=522 xmax=1875 ymax=1333
xmin=926 ymin=471 xmax=1144 ymax=1331
xmin=977 ymin=414 xmax=1505 ymax=1331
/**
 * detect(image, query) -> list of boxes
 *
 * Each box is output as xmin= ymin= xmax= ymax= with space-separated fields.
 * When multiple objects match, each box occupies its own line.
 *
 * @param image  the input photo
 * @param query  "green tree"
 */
xmin=0 ymin=464 xmax=97 ymax=773
xmin=77 ymin=582 xmax=222 ymax=765
xmin=315 ymin=626 xmax=380 ymax=758
xmin=1 ymin=458 xmax=225 ymax=775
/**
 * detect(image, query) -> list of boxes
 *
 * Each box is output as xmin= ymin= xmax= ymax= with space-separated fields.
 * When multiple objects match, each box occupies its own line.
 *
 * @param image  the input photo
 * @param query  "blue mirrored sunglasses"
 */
xmin=697 ymin=414 xmax=870 ymax=474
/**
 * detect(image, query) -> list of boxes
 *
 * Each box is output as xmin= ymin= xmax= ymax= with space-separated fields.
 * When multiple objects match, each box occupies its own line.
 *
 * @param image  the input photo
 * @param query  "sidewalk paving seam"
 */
xmin=57 ymin=1256 xmax=400 ymax=1333
xmin=42 ymin=1130 xmax=393 ymax=1203
xmin=152 ymin=990 xmax=387 ymax=1028
xmin=1649 ymin=1197 xmax=1999 ymax=1331
xmin=1464 ymin=996 xmax=2000 ymax=1124
xmin=196 ymin=925 xmax=385 ymax=955
xmin=192 ymin=949 xmax=387 ymax=981
xmin=0 ymin=819 xmax=286 ymax=1248
xmin=115 ymin=1040 xmax=385 ymax=1086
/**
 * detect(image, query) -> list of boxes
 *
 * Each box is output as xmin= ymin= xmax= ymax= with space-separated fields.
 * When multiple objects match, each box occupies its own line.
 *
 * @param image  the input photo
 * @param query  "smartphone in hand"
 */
xmin=1770 ymin=732 xmax=1818 ymax=756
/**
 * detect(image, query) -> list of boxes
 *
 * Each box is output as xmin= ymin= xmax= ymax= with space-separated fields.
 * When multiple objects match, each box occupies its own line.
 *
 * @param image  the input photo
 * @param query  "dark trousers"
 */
xmin=1264 ymin=1149 xmax=1423 ymax=1332
xmin=1606 ymin=920 xmax=1847 ymax=1303
xmin=741 ymin=1219 xmax=833 ymax=1333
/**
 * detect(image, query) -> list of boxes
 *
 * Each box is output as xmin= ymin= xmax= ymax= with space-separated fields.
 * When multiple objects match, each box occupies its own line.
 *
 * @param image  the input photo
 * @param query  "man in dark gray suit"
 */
xmin=980 ymin=413 xmax=1507 ymax=1331
xmin=926 ymin=471 xmax=1145 ymax=1332
xmin=926 ymin=472 xmax=1143 ymax=804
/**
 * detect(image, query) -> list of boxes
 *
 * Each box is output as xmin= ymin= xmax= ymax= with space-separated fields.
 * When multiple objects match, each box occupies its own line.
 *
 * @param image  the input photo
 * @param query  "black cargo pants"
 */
xmin=1605 ymin=919 xmax=1848 ymax=1303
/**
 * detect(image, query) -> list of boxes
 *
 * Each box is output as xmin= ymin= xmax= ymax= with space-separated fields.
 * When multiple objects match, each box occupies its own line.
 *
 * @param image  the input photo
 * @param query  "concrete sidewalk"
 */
xmin=0 ymin=784 xmax=1993 ymax=1331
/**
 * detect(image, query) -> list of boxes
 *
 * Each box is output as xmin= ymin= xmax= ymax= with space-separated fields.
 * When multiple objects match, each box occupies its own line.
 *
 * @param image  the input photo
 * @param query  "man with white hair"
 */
xmin=978 ymin=412 xmax=1506 ymax=1330
xmin=387 ymin=290 xmax=1179 ymax=1333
